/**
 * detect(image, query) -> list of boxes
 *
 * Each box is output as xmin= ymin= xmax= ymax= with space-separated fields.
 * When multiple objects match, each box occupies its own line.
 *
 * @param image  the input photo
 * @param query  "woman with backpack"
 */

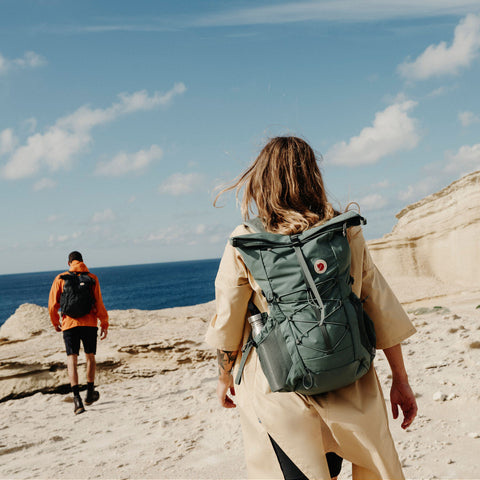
xmin=206 ymin=136 xmax=417 ymax=479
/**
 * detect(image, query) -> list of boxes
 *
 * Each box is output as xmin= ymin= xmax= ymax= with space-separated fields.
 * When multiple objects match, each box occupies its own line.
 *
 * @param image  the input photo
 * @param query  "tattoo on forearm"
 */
xmin=217 ymin=349 xmax=238 ymax=375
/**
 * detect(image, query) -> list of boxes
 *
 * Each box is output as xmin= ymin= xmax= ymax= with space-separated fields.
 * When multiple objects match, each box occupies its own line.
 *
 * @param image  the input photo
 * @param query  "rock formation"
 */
xmin=368 ymin=170 xmax=480 ymax=301
xmin=0 ymin=302 xmax=216 ymax=402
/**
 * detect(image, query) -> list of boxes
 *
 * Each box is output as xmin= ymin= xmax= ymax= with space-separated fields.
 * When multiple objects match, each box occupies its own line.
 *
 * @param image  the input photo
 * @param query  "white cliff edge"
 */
xmin=368 ymin=170 xmax=480 ymax=302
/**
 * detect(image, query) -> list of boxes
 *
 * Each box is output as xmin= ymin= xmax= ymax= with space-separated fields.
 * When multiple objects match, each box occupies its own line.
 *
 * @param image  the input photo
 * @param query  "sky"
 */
xmin=1 ymin=1 xmax=480 ymax=274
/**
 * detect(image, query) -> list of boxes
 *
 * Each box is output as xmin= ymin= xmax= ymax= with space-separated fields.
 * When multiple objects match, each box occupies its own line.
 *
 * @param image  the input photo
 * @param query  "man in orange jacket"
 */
xmin=49 ymin=251 xmax=109 ymax=415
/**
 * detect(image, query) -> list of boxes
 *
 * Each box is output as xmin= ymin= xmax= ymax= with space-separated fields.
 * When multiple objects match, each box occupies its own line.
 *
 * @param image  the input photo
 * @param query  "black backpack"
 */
xmin=60 ymin=272 xmax=96 ymax=318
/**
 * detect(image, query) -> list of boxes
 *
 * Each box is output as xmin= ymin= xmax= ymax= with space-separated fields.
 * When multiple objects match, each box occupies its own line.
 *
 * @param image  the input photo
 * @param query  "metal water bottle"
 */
xmin=248 ymin=313 xmax=264 ymax=337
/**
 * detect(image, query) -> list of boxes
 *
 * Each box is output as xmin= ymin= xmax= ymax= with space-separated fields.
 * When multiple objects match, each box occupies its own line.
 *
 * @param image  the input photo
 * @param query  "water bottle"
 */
xmin=248 ymin=313 xmax=264 ymax=337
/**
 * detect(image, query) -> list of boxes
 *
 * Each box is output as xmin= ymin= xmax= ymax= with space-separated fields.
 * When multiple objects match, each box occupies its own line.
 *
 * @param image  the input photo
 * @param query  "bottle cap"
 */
xmin=248 ymin=313 xmax=263 ymax=324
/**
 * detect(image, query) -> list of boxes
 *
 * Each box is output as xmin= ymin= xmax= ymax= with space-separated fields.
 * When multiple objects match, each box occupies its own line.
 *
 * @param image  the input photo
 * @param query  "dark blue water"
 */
xmin=0 ymin=259 xmax=220 ymax=327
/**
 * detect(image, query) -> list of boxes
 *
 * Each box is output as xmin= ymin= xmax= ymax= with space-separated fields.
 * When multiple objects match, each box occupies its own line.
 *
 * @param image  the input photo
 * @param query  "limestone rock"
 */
xmin=368 ymin=170 xmax=480 ymax=301
xmin=0 ymin=301 xmax=216 ymax=402
xmin=433 ymin=391 xmax=447 ymax=402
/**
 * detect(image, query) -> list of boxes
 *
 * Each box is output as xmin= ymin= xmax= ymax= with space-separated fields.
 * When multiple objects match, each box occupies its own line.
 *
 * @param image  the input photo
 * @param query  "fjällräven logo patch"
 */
xmin=314 ymin=259 xmax=327 ymax=274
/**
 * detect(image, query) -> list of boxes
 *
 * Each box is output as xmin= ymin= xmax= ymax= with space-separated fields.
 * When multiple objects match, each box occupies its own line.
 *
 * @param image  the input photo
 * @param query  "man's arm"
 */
xmin=216 ymin=349 xmax=238 ymax=408
xmin=48 ymin=277 xmax=62 ymax=331
xmin=92 ymin=275 xmax=108 ymax=337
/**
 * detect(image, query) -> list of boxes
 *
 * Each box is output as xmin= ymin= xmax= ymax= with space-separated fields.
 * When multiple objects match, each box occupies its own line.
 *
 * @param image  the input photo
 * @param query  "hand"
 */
xmin=216 ymin=373 xmax=236 ymax=408
xmin=54 ymin=324 xmax=62 ymax=332
xmin=100 ymin=328 xmax=108 ymax=340
xmin=390 ymin=380 xmax=418 ymax=429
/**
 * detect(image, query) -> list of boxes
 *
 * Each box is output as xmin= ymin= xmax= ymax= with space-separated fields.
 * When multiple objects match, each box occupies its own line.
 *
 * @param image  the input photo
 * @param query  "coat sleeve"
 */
xmin=48 ymin=275 xmax=63 ymax=329
xmin=350 ymin=227 xmax=416 ymax=350
xmin=91 ymin=274 xmax=109 ymax=330
xmin=205 ymin=228 xmax=253 ymax=352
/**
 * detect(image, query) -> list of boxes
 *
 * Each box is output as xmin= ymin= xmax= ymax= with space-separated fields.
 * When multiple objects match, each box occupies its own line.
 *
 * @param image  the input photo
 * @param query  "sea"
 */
xmin=0 ymin=258 xmax=220 ymax=328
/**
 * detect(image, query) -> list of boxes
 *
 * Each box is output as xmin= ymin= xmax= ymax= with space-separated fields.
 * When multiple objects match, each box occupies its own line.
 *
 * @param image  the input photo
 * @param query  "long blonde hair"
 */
xmin=215 ymin=136 xmax=335 ymax=234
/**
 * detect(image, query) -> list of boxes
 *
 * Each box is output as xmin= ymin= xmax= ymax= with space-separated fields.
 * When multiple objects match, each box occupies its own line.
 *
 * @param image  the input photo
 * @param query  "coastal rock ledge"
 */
xmin=368 ymin=169 xmax=480 ymax=302
xmin=0 ymin=302 xmax=216 ymax=402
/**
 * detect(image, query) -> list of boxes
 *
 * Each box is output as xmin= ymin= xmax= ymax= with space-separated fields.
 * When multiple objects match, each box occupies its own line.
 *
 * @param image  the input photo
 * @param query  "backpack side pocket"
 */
xmin=255 ymin=319 xmax=293 ymax=392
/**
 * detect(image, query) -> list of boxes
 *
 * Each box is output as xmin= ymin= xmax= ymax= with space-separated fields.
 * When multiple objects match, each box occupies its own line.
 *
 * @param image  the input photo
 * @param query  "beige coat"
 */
xmin=206 ymin=224 xmax=416 ymax=480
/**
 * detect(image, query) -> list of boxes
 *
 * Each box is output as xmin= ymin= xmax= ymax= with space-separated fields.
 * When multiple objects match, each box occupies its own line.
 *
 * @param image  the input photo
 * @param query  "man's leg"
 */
xmin=84 ymin=353 xmax=100 ymax=405
xmin=67 ymin=354 xmax=79 ymax=386
xmin=85 ymin=353 xmax=96 ymax=383
xmin=63 ymin=328 xmax=85 ymax=415
xmin=82 ymin=327 xmax=100 ymax=405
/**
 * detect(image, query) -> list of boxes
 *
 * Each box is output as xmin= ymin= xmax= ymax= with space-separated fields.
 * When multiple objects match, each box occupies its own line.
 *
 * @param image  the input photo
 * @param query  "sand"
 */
xmin=0 ymin=302 xmax=245 ymax=479
xmin=1 ymin=285 xmax=479 ymax=479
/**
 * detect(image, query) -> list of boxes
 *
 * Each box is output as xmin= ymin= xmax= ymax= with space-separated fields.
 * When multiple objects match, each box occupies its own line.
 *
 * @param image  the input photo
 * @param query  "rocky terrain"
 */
xmin=368 ymin=170 xmax=480 ymax=303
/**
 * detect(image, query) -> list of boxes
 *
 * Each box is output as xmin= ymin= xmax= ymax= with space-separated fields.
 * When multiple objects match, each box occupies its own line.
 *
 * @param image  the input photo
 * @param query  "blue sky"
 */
xmin=1 ymin=1 xmax=480 ymax=274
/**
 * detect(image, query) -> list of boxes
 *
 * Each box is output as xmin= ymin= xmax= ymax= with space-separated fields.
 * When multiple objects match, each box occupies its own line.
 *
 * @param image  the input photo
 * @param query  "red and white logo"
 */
xmin=314 ymin=259 xmax=327 ymax=274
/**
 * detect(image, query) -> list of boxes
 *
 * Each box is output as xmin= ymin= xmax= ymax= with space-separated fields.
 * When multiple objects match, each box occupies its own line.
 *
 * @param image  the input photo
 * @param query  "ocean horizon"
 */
xmin=0 ymin=258 xmax=220 ymax=327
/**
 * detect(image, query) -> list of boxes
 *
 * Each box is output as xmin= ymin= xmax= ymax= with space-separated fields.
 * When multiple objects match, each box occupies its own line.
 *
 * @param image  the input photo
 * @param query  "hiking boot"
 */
xmin=74 ymin=395 xmax=85 ymax=415
xmin=85 ymin=390 xmax=100 ymax=406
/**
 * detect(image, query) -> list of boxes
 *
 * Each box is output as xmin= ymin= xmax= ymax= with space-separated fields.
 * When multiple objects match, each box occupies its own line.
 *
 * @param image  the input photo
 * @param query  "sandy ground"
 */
xmin=1 ymin=286 xmax=480 ymax=479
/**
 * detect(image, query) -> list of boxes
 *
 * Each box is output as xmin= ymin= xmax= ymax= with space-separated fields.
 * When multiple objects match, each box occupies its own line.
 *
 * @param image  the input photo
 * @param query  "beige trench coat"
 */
xmin=206 ymin=224 xmax=416 ymax=480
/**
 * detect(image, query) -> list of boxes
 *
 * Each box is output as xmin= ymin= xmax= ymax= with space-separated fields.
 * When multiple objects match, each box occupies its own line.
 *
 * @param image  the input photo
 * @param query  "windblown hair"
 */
xmin=214 ymin=136 xmax=335 ymax=235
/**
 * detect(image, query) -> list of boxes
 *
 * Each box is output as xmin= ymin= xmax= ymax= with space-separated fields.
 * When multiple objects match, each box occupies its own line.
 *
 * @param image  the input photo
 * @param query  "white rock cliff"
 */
xmin=368 ymin=170 xmax=480 ymax=300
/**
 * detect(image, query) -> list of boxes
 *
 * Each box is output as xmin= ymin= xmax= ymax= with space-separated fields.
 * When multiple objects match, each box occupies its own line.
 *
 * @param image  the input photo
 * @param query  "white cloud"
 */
xmin=33 ymin=177 xmax=56 ymax=191
xmin=357 ymin=193 xmax=388 ymax=211
xmin=143 ymin=222 xmax=226 ymax=246
xmin=47 ymin=231 xmax=80 ymax=246
xmin=0 ymin=129 xmax=17 ymax=155
xmin=445 ymin=143 xmax=480 ymax=175
xmin=1 ymin=83 xmax=186 ymax=180
xmin=50 ymin=2 xmax=480 ymax=33
xmin=92 ymin=208 xmax=116 ymax=223
xmin=13 ymin=51 xmax=46 ymax=69
xmin=398 ymin=176 xmax=441 ymax=202
xmin=458 ymin=110 xmax=480 ymax=126
xmin=195 ymin=224 xmax=207 ymax=235
xmin=369 ymin=179 xmax=391 ymax=189
xmin=427 ymin=86 xmax=448 ymax=97
xmin=3 ymin=127 xmax=91 ymax=179
xmin=193 ymin=1 xmax=480 ymax=27
xmin=398 ymin=13 xmax=480 ymax=81
xmin=95 ymin=145 xmax=163 ymax=176
xmin=325 ymin=100 xmax=420 ymax=166
xmin=0 ymin=51 xmax=46 ymax=75
xmin=145 ymin=225 xmax=183 ymax=243
xmin=118 ymin=83 xmax=186 ymax=113
xmin=158 ymin=172 xmax=205 ymax=196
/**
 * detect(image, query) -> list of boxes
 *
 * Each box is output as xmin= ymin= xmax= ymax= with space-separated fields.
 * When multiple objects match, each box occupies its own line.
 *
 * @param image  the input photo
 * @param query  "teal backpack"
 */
xmin=232 ymin=211 xmax=376 ymax=395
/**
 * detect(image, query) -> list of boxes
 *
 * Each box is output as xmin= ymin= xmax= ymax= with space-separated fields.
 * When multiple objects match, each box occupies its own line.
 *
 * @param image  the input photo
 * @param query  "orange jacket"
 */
xmin=48 ymin=260 xmax=109 ymax=331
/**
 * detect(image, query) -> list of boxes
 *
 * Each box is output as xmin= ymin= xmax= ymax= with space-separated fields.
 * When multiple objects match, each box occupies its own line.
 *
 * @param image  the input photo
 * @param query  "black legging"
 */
xmin=269 ymin=435 xmax=343 ymax=479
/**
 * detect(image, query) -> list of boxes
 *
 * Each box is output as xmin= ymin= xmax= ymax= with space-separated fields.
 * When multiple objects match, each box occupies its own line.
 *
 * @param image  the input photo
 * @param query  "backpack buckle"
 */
xmin=290 ymin=234 xmax=302 ymax=246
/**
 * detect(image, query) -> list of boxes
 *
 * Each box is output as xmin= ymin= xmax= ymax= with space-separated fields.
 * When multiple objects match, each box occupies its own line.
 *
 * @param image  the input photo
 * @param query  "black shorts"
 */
xmin=63 ymin=326 xmax=98 ymax=356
